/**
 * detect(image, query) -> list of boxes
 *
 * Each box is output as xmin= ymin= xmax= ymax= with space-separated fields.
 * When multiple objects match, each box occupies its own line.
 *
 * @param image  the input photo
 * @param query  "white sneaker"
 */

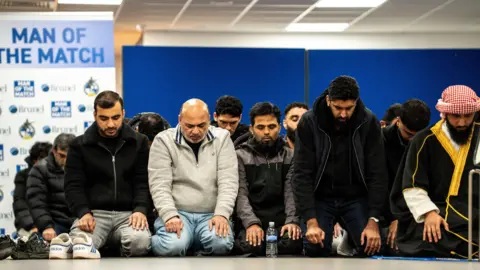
xmin=72 ymin=233 xmax=101 ymax=259
xmin=49 ymin=233 xmax=73 ymax=259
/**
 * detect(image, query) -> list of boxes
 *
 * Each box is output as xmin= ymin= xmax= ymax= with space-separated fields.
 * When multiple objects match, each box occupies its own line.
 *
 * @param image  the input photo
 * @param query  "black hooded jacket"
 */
xmin=292 ymin=90 xmax=388 ymax=222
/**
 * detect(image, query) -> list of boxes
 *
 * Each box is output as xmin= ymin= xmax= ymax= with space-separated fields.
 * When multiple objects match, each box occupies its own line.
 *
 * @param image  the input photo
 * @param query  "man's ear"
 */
xmin=283 ymin=119 xmax=287 ymax=130
xmin=249 ymin=125 xmax=253 ymax=135
xmin=213 ymin=112 xmax=218 ymax=121
xmin=326 ymin=95 xmax=331 ymax=106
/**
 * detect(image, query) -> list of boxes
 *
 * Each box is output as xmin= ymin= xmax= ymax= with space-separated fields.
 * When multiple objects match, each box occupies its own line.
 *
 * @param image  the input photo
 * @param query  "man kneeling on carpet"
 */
xmin=233 ymin=102 xmax=302 ymax=256
xmin=62 ymin=91 xmax=152 ymax=259
xmin=148 ymin=99 xmax=239 ymax=256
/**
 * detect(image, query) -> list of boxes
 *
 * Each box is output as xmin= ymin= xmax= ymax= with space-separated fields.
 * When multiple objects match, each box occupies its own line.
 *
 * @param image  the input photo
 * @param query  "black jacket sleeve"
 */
xmin=26 ymin=165 xmax=54 ymax=231
xmin=132 ymin=135 xmax=151 ymax=215
xmin=12 ymin=169 xmax=34 ymax=230
xmin=64 ymin=139 xmax=91 ymax=219
xmin=364 ymin=116 xmax=389 ymax=219
xmin=292 ymin=116 xmax=317 ymax=222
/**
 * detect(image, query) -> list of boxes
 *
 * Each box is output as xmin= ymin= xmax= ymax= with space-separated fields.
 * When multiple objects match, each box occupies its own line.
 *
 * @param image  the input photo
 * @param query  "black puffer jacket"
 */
xmin=26 ymin=151 xmax=74 ymax=231
xmin=292 ymin=90 xmax=388 ymax=221
xmin=12 ymin=156 xmax=35 ymax=231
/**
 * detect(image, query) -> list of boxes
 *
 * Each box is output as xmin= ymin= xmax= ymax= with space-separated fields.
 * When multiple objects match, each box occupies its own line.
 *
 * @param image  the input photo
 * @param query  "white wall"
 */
xmin=143 ymin=31 xmax=480 ymax=49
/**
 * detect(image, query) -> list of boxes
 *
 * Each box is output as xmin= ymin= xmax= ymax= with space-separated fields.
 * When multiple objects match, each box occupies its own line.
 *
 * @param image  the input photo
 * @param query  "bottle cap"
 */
xmin=269 ymin=221 xmax=275 ymax=227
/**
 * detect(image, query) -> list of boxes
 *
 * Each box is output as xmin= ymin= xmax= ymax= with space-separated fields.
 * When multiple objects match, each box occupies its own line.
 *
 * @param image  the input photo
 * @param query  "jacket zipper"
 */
xmin=352 ymin=121 xmax=368 ymax=189
xmin=314 ymin=127 xmax=331 ymax=192
xmin=99 ymin=141 xmax=126 ymax=206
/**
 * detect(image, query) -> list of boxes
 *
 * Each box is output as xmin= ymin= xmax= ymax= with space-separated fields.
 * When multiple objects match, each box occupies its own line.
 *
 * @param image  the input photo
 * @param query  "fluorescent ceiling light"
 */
xmin=286 ymin=23 xmax=349 ymax=32
xmin=58 ymin=0 xmax=123 ymax=5
xmin=315 ymin=0 xmax=387 ymax=8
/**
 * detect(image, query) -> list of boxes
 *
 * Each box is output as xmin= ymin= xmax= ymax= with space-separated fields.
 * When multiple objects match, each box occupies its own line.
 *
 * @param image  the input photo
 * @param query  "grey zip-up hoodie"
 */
xmin=235 ymin=138 xmax=298 ymax=229
xmin=148 ymin=125 xmax=239 ymax=222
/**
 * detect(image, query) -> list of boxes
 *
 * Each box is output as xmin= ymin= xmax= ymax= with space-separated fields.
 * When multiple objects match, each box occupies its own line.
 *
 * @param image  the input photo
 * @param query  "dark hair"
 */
xmin=94 ymin=90 xmax=124 ymax=112
xmin=327 ymin=75 xmax=360 ymax=101
xmin=249 ymin=102 xmax=281 ymax=125
xmin=382 ymin=103 xmax=402 ymax=123
xmin=138 ymin=114 xmax=170 ymax=141
xmin=400 ymin=99 xmax=431 ymax=132
xmin=284 ymin=102 xmax=309 ymax=117
xmin=53 ymin=133 xmax=76 ymax=151
xmin=29 ymin=141 xmax=53 ymax=162
xmin=215 ymin=95 xmax=243 ymax=117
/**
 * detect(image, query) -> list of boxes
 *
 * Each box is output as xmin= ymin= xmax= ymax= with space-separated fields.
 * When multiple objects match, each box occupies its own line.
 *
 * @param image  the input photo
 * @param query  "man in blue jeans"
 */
xmin=148 ymin=99 xmax=239 ymax=256
xmin=293 ymin=76 xmax=388 ymax=257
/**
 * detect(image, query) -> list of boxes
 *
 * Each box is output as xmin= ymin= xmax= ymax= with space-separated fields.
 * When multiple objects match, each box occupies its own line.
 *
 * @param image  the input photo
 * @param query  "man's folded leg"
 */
xmin=69 ymin=210 xmax=113 ymax=249
xmin=278 ymin=231 xmax=303 ymax=255
xmin=232 ymin=229 xmax=264 ymax=256
xmin=194 ymin=213 xmax=234 ymax=256
xmin=151 ymin=212 xmax=194 ymax=257
xmin=111 ymin=211 xmax=152 ymax=257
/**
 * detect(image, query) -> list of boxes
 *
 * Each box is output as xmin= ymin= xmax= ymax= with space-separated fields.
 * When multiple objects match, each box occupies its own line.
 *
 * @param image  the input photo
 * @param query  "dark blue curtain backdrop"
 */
xmin=123 ymin=47 xmax=480 ymax=126
xmin=122 ymin=46 xmax=305 ymax=126
xmin=308 ymin=49 xmax=480 ymax=123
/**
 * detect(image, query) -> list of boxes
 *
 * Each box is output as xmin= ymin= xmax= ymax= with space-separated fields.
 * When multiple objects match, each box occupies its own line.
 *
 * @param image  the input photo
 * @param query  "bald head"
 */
xmin=180 ymin=98 xmax=210 ymax=117
xmin=179 ymin=98 xmax=211 ymax=144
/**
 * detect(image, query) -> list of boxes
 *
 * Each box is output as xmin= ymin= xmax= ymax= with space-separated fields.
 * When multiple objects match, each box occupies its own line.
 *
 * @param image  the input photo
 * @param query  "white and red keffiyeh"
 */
xmin=436 ymin=85 xmax=480 ymax=116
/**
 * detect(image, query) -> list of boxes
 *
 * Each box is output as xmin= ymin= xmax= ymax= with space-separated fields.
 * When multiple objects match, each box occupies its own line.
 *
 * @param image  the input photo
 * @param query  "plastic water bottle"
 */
xmin=266 ymin=221 xmax=278 ymax=258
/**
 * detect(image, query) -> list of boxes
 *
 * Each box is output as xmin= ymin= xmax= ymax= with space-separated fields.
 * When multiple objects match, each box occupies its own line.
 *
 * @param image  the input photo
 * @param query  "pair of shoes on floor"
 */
xmin=11 ymin=233 xmax=50 ymax=260
xmin=0 ymin=235 xmax=16 ymax=260
xmin=49 ymin=232 xmax=100 ymax=259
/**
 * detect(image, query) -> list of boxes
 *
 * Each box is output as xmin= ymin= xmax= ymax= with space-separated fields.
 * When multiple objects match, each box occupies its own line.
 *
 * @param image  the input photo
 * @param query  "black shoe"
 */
xmin=12 ymin=233 xmax=49 ymax=260
xmin=26 ymin=233 xmax=49 ymax=259
xmin=11 ymin=237 xmax=29 ymax=260
xmin=0 ymin=235 xmax=16 ymax=260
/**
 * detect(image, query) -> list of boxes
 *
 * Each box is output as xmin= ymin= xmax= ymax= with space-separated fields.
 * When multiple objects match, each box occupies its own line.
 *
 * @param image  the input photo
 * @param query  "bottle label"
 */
xmin=266 ymin=235 xmax=277 ymax=242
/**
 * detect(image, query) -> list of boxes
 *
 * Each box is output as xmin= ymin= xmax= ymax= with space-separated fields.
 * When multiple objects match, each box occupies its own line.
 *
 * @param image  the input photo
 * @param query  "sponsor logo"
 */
xmin=16 ymin=164 xmax=28 ymax=172
xmin=9 ymin=105 xmax=45 ymax=114
xmin=0 ymin=168 xmax=9 ymax=178
xmin=10 ymin=147 xmax=28 ymax=156
xmin=41 ymin=83 xmax=76 ymax=93
xmin=84 ymin=121 xmax=93 ymax=131
xmin=0 ymin=211 xmax=14 ymax=220
xmin=78 ymin=104 xmax=94 ymax=113
xmin=0 ymin=84 xmax=6 ymax=93
xmin=84 ymin=77 xmax=99 ymax=96
xmin=0 ymin=127 xmax=11 ymax=136
xmin=19 ymin=119 xmax=35 ymax=140
xmin=43 ymin=125 xmax=78 ymax=134
xmin=0 ymin=144 xmax=3 ymax=161
xmin=51 ymin=101 xmax=72 ymax=118
xmin=13 ymin=80 xmax=35 ymax=98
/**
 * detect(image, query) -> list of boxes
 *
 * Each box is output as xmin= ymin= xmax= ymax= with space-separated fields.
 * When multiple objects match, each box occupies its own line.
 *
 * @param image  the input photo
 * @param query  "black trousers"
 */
xmin=232 ymin=227 xmax=303 ymax=256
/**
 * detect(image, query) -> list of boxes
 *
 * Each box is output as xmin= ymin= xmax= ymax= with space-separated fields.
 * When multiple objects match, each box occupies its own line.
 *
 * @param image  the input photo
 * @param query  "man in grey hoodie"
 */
xmin=148 ymin=99 xmax=239 ymax=256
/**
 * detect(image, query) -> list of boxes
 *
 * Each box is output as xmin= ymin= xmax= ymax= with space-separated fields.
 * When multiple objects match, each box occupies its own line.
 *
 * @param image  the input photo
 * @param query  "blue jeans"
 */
xmin=303 ymin=197 xmax=369 ymax=257
xmin=151 ymin=211 xmax=234 ymax=256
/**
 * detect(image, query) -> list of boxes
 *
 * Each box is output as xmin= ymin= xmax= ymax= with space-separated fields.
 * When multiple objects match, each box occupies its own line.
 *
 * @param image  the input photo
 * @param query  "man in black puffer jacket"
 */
xmin=26 ymin=133 xmax=76 ymax=242
xmin=13 ymin=142 xmax=52 ymax=237
xmin=292 ymin=75 xmax=388 ymax=257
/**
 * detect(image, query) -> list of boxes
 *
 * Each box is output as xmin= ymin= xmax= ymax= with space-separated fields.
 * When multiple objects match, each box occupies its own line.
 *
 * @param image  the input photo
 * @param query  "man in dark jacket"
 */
xmin=293 ymin=75 xmax=388 ymax=257
xmin=13 ymin=142 xmax=52 ymax=237
xmin=234 ymin=102 xmax=302 ymax=256
xmin=65 ymin=91 xmax=151 ymax=257
xmin=381 ymin=99 xmax=430 ymax=251
xmin=26 ymin=133 xmax=76 ymax=242
xmin=212 ymin=95 xmax=249 ymax=142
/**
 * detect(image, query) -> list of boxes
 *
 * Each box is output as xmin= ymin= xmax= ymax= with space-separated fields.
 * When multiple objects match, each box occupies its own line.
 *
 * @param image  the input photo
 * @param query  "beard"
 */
xmin=446 ymin=119 xmax=473 ymax=145
xmin=286 ymin=126 xmax=296 ymax=143
xmin=334 ymin=117 xmax=350 ymax=133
